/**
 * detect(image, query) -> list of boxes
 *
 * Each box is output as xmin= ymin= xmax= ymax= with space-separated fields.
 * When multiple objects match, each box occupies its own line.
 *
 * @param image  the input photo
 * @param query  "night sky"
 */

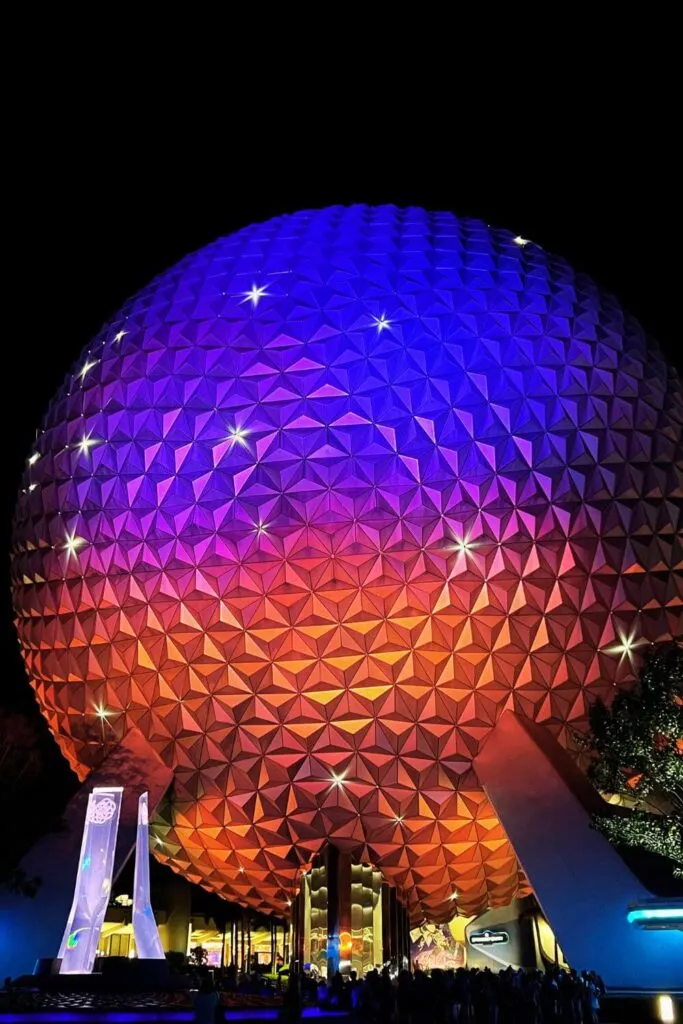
xmin=4 ymin=115 xmax=681 ymax=787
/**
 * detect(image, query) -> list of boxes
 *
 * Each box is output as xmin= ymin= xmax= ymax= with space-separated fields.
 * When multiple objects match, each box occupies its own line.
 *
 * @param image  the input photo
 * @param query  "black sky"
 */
xmin=5 ymin=82 xmax=681 ymax=746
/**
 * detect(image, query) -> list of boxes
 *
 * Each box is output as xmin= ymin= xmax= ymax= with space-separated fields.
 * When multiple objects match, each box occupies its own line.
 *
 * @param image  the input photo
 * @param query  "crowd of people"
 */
xmin=192 ymin=964 xmax=605 ymax=1023
xmin=280 ymin=965 xmax=604 ymax=1024
xmin=3 ymin=962 xmax=605 ymax=1024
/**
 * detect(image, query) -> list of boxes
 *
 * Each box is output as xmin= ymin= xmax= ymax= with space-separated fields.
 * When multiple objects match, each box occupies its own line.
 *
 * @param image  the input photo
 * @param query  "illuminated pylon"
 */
xmin=58 ymin=787 xmax=123 ymax=974
xmin=132 ymin=792 xmax=165 ymax=959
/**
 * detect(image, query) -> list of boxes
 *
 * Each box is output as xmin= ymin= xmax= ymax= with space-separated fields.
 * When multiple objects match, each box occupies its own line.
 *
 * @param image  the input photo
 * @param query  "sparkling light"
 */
xmin=63 ymin=531 xmax=87 ymax=561
xmin=91 ymin=702 xmax=116 ymax=739
xmin=372 ymin=313 xmax=393 ymax=333
xmin=28 ymin=452 xmax=40 ymax=466
xmin=113 ymin=330 xmax=128 ymax=344
xmin=450 ymin=535 xmax=476 ymax=555
xmin=78 ymin=359 xmax=98 ymax=381
xmin=604 ymin=627 xmax=646 ymax=666
xmin=227 ymin=425 xmax=249 ymax=446
xmin=28 ymin=482 xmax=38 ymax=492
xmin=77 ymin=433 xmax=99 ymax=456
xmin=513 ymin=235 xmax=530 ymax=247
xmin=241 ymin=283 xmax=269 ymax=307
xmin=329 ymin=769 xmax=348 ymax=790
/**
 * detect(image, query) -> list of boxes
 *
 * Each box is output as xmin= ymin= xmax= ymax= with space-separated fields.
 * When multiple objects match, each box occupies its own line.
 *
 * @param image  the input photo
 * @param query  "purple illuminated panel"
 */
xmin=132 ymin=792 xmax=165 ymax=959
xmin=58 ymin=787 xmax=122 ymax=974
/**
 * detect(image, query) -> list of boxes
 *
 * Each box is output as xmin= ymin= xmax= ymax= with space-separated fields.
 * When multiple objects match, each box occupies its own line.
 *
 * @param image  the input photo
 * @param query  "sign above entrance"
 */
xmin=469 ymin=929 xmax=510 ymax=947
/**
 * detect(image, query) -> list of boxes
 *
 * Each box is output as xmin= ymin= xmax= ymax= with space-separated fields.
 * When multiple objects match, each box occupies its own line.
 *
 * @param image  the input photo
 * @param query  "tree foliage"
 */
xmin=2 ymin=867 xmax=42 ymax=898
xmin=583 ymin=643 xmax=683 ymax=873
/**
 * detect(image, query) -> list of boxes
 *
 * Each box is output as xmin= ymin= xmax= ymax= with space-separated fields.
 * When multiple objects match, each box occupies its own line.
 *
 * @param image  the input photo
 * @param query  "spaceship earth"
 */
xmin=11 ymin=206 xmax=683 ymax=923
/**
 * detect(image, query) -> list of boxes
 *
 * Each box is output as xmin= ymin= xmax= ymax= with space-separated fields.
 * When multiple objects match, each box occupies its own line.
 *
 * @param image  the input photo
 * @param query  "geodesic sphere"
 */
xmin=12 ymin=206 xmax=683 ymax=922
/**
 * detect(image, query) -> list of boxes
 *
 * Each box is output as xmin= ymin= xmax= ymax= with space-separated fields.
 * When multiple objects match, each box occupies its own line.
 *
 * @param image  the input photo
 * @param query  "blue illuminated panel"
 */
xmin=627 ymin=905 xmax=683 ymax=925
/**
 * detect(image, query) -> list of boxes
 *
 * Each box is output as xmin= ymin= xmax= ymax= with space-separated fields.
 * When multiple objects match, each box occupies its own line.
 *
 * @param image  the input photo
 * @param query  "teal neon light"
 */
xmin=627 ymin=907 xmax=683 ymax=923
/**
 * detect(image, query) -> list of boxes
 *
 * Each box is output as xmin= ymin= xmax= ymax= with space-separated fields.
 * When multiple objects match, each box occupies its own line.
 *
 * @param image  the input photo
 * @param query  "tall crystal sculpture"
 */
xmin=58 ymin=786 xmax=123 ymax=973
xmin=132 ymin=792 xmax=165 ymax=959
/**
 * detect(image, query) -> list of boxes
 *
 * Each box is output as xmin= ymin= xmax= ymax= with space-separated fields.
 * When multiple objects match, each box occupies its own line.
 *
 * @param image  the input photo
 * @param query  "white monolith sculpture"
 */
xmin=132 ymin=792 xmax=165 ymax=959
xmin=58 ymin=787 xmax=123 ymax=973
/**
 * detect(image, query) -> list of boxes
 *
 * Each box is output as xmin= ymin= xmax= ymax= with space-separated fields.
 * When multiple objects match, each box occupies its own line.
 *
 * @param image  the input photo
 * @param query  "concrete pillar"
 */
xmin=325 ymin=845 xmax=351 ymax=978
xmin=295 ymin=882 xmax=306 ymax=967
xmin=326 ymin=845 xmax=340 ymax=976
xmin=474 ymin=711 xmax=683 ymax=990
xmin=391 ymin=889 xmax=399 ymax=970
xmin=381 ymin=884 xmax=392 ymax=966
xmin=338 ymin=851 xmax=351 ymax=976
xmin=165 ymin=873 xmax=192 ymax=955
